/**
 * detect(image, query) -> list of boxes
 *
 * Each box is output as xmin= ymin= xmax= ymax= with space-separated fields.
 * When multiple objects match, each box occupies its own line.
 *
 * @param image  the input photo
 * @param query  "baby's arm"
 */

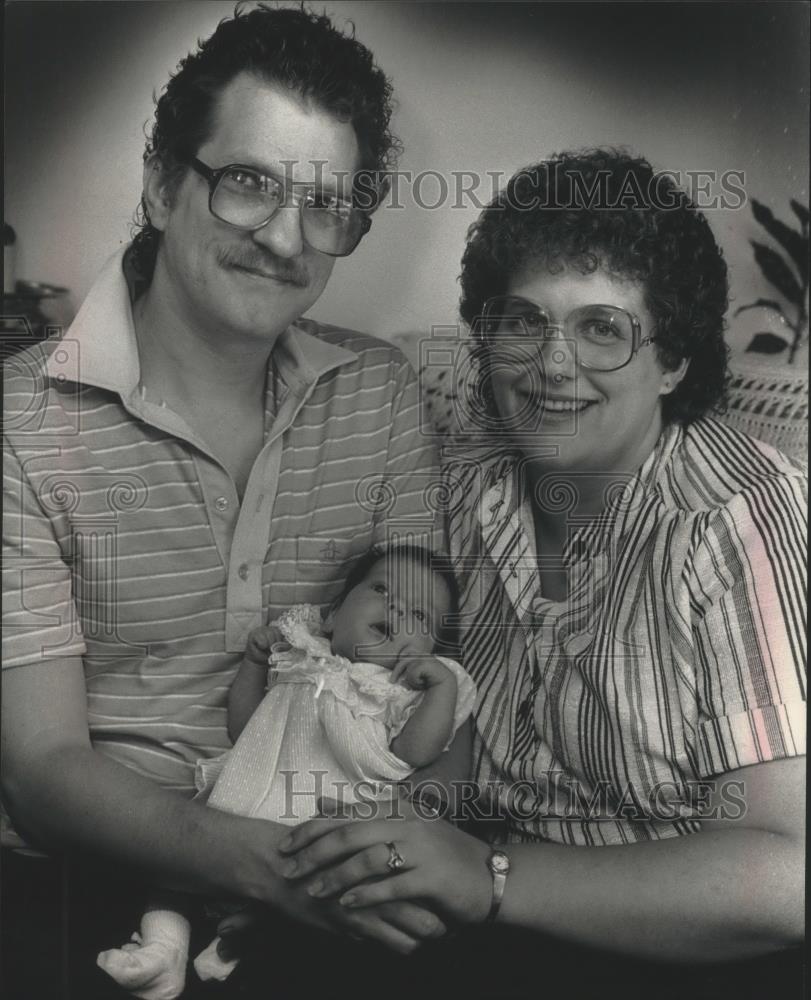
xmin=227 ymin=626 xmax=279 ymax=742
xmin=389 ymin=656 xmax=458 ymax=769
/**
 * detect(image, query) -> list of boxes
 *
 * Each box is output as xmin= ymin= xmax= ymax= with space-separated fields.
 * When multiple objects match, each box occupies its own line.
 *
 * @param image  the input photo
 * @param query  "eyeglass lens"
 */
xmin=211 ymin=166 xmax=365 ymax=256
xmin=483 ymin=297 xmax=636 ymax=371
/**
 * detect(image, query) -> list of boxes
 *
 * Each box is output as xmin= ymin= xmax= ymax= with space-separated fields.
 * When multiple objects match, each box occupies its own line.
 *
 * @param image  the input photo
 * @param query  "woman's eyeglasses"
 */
xmin=479 ymin=295 xmax=654 ymax=372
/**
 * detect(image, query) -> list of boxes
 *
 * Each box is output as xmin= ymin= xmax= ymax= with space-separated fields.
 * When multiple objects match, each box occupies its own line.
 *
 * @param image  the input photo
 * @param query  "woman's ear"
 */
xmin=660 ymin=358 xmax=690 ymax=396
xmin=141 ymin=153 xmax=175 ymax=233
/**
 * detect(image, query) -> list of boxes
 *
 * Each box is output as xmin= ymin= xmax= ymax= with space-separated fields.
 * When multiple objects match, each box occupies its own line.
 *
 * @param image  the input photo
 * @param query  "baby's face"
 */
xmin=328 ymin=557 xmax=451 ymax=665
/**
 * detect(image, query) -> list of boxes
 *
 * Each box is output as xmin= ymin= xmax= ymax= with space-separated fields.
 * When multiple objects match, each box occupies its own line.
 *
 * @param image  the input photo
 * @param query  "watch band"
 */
xmin=486 ymin=850 xmax=511 ymax=922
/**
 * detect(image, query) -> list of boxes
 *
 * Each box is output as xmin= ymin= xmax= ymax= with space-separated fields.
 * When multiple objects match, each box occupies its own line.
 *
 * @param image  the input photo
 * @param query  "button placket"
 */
xmin=224 ymin=436 xmax=284 ymax=653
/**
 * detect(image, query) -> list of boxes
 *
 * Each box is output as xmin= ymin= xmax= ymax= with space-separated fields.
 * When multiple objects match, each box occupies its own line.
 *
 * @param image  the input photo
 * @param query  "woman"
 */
xmin=276 ymin=150 xmax=806 ymax=997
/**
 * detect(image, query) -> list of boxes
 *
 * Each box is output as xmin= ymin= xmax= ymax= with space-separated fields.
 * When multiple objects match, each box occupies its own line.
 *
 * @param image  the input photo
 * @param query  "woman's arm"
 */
xmin=494 ymin=757 xmax=805 ymax=960
xmin=279 ymin=756 xmax=805 ymax=962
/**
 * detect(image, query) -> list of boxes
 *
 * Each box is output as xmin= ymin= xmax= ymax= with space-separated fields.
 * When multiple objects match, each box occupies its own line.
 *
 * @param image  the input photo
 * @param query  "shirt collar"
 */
xmin=47 ymin=245 xmax=357 ymax=395
xmin=46 ymin=247 xmax=141 ymax=394
xmin=560 ymin=423 xmax=685 ymax=563
xmin=474 ymin=423 xmax=685 ymax=566
xmin=274 ymin=319 xmax=358 ymax=393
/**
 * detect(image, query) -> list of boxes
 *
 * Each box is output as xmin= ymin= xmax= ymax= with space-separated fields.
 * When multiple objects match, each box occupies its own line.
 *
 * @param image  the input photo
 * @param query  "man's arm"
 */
xmin=1 ymin=656 xmax=284 ymax=900
xmin=1 ymin=655 xmax=451 ymax=952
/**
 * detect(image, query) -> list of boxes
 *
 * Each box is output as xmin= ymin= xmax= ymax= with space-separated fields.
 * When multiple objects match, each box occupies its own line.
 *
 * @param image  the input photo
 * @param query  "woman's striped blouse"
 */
xmin=444 ymin=418 xmax=806 ymax=845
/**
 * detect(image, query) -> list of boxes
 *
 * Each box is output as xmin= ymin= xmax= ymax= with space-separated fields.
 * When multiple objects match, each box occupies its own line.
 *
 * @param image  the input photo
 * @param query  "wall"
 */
xmin=5 ymin=1 xmax=809 ymax=352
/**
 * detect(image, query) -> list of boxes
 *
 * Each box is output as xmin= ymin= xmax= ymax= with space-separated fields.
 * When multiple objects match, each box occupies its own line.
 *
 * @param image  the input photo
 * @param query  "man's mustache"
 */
xmin=217 ymin=247 xmax=310 ymax=287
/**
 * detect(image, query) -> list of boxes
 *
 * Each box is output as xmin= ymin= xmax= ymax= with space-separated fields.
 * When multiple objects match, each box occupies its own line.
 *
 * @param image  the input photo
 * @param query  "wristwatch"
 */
xmin=485 ymin=849 xmax=511 ymax=922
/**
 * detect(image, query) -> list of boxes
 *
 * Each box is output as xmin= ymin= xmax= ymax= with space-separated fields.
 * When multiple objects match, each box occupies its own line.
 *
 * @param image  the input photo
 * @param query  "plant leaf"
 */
xmin=751 ymin=200 xmax=809 ymax=278
xmin=745 ymin=332 xmax=789 ymax=355
xmin=733 ymin=298 xmax=788 ymax=319
xmin=790 ymin=199 xmax=809 ymax=229
xmin=751 ymin=241 xmax=804 ymax=305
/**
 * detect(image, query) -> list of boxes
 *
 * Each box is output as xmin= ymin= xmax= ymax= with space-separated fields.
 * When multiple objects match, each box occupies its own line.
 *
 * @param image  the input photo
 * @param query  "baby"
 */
xmin=98 ymin=543 xmax=475 ymax=999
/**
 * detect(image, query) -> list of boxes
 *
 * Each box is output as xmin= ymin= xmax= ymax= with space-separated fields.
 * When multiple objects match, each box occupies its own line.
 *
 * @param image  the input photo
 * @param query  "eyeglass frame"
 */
xmin=479 ymin=294 xmax=656 ymax=373
xmin=184 ymin=155 xmax=372 ymax=257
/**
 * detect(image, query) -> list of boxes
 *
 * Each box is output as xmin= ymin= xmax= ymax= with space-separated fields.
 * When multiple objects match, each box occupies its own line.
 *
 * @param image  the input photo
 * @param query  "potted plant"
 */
xmin=735 ymin=198 xmax=809 ymax=363
xmin=723 ymin=198 xmax=809 ymax=466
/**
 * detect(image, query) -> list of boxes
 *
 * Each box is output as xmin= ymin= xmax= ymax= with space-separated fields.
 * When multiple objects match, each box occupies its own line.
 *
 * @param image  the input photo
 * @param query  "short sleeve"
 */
xmin=2 ymin=439 xmax=86 ymax=668
xmin=689 ymin=475 xmax=807 ymax=776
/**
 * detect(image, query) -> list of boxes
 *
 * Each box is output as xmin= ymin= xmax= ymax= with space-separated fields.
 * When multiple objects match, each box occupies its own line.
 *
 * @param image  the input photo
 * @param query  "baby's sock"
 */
xmin=97 ymin=907 xmax=190 ymax=1000
xmin=193 ymin=935 xmax=240 ymax=982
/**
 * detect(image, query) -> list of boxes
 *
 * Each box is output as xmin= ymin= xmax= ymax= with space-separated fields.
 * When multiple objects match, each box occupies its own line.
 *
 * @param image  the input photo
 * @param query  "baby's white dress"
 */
xmin=195 ymin=604 xmax=476 ymax=823
xmin=97 ymin=605 xmax=476 ymax=997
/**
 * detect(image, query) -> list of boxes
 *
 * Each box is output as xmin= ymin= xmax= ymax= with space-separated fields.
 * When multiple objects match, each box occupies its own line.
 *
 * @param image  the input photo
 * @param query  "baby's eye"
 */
xmin=372 ymin=582 xmax=388 ymax=594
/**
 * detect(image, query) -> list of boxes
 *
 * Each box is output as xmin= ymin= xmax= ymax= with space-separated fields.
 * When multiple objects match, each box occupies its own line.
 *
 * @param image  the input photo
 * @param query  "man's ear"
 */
xmin=660 ymin=358 xmax=690 ymax=396
xmin=142 ymin=153 xmax=175 ymax=233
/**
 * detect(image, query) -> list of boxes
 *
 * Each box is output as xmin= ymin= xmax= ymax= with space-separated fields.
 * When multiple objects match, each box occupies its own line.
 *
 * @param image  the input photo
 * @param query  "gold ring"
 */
xmin=385 ymin=841 xmax=405 ymax=872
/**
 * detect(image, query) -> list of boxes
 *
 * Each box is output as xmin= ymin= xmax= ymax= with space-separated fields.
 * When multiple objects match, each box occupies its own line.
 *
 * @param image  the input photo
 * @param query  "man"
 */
xmin=2 ymin=7 xmax=450 ymax=997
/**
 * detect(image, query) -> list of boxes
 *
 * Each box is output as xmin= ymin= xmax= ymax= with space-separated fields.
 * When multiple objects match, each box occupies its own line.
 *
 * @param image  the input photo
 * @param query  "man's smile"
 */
xmin=226 ymin=259 xmax=308 ymax=286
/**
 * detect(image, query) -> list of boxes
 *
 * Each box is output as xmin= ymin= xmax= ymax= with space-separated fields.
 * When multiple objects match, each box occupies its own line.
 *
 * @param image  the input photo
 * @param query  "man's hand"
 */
xmin=390 ymin=654 xmax=453 ymax=691
xmin=217 ymin=861 xmax=447 ymax=957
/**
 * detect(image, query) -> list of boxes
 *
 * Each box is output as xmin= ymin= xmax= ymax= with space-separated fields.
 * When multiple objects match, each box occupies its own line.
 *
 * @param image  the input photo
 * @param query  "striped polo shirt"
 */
xmin=444 ymin=418 xmax=806 ymax=845
xmin=3 ymin=248 xmax=442 ymax=797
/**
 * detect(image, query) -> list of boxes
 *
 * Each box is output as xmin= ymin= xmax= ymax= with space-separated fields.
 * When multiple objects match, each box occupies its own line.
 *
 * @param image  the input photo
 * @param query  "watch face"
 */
xmin=490 ymin=852 xmax=510 ymax=874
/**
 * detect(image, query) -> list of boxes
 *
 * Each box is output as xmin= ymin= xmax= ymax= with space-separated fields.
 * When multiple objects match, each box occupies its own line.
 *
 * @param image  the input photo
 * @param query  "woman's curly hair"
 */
xmin=459 ymin=148 xmax=730 ymax=425
xmin=130 ymin=3 xmax=400 ymax=277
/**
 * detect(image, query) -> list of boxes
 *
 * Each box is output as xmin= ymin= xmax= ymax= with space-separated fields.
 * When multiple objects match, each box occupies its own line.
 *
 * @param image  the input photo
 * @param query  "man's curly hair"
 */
xmin=130 ymin=3 xmax=400 ymax=277
xmin=459 ymin=149 xmax=730 ymax=425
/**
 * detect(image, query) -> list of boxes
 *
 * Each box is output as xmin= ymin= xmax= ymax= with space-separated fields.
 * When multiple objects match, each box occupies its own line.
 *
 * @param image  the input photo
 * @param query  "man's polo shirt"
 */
xmin=3 ymin=249 xmax=442 ymax=795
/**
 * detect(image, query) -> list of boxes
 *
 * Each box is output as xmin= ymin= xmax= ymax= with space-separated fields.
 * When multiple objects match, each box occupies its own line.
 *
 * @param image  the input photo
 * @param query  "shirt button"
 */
xmin=214 ymin=496 xmax=229 ymax=512
xmin=238 ymin=563 xmax=249 ymax=581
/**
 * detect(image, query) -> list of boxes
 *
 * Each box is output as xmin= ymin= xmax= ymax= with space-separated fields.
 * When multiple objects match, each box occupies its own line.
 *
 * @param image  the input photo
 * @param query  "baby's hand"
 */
xmin=244 ymin=625 xmax=282 ymax=668
xmin=390 ymin=653 xmax=454 ymax=690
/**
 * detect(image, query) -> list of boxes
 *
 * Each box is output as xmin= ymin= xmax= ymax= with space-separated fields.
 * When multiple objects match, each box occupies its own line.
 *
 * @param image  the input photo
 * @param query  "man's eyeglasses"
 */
xmin=185 ymin=157 xmax=372 ymax=257
xmin=479 ymin=295 xmax=654 ymax=373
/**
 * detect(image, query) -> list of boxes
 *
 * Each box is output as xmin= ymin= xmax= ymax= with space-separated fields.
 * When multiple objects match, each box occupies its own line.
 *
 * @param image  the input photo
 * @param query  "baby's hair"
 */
xmin=333 ymin=543 xmax=460 ymax=656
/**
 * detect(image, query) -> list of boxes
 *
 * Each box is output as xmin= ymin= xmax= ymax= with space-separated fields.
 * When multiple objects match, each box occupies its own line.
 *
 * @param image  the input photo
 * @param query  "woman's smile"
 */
xmin=490 ymin=267 xmax=675 ymax=476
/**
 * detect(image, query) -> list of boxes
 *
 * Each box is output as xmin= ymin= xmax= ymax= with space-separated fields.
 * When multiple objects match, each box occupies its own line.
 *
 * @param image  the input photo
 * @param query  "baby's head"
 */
xmin=325 ymin=544 xmax=458 ymax=665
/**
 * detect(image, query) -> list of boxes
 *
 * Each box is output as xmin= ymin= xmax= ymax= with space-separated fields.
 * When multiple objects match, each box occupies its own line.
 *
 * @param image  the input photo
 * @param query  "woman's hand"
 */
xmin=276 ymin=797 xmax=493 ymax=924
xmin=233 ymin=809 xmax=449 ymax=954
